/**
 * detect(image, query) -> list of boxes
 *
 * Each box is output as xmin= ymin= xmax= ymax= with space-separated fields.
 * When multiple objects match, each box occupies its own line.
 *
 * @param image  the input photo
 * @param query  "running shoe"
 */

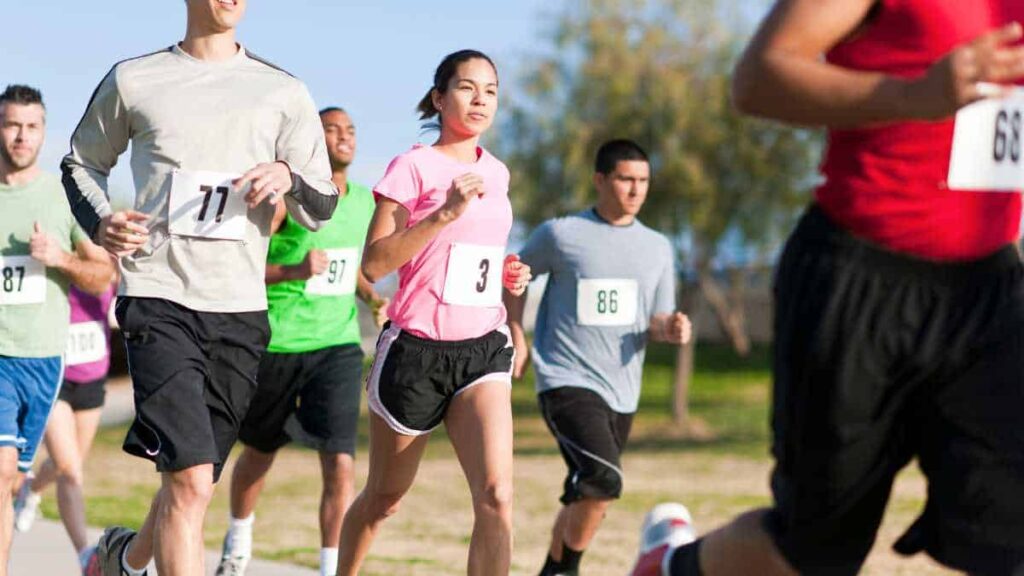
xmin=13 ymin=473 xmax=40 ymax=533
xmin=215 ymin=530 xmax=251 ymax=576
xmin=630 ymin=503 xmax=697 ymax=576
xmin=95 ymin=526 xmax=144 ymax=576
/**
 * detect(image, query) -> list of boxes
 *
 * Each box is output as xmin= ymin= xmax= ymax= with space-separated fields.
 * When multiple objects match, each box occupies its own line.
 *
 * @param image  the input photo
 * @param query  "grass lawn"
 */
xmin=43 ymin=343 xmax=954 ymax=575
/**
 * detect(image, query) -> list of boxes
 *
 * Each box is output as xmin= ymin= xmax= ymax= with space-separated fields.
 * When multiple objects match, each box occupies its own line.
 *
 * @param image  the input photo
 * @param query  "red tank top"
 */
xmin=816 ymin=0 xmax=1024 ymax=261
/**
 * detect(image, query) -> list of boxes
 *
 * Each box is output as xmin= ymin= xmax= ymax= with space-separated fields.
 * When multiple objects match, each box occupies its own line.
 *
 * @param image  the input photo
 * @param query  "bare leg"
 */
xmin=228 ymin=446 xmax=276 ymax=520
xmin=39 ymin=402 xmax=90 ymax=551
xmin=0 ymin=446 xmax=20 ymax=576
xmin=698 ymin=509 xmax=797 ymax=576
xmin=547 ymin=498 xmax=612 ymax=560
xmin=153 ymin=465 xmax=215 ymax=576
xmin=336 ymin=413 xmax=429 ymax=576
xmin=445 ymin=382 xmax=514 ymax=576
xmin=319 ymin=451 xmax=355 ymax=549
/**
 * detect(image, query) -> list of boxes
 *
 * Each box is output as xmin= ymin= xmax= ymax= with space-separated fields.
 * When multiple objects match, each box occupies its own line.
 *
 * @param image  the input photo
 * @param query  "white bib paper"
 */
xmin=168 ymin=170 xmax=249 ymax=240
xmin=948 ymin=88 xmax=1024 ymax=191
xmin=441 ymin=243 xmax=504 ymax=307
xmin=0 ymin=255 xmax=46 ymax=306
xmin=65 ymin=321 xmax=106 ymax=366
xmin=577 ymin=279 xmax=639 ymax=326
xmin=305 ymin=248 xmax=360 ymax=296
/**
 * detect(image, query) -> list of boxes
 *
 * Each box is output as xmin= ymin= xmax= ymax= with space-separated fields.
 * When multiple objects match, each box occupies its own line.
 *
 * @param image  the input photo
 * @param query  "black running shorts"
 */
xmin=766 ymin=206 xmax=1024 ymax=576
xmin=239 ymin=344 xmax=363 ymax=456
xmin=58 ymin=378 xmax=106 ymax=412
xmin=366 ymin=323 xmax=514 ymax=435
xmin=115 ymin=297 xmax=269 ymax=482
xmin=539 ymin=386 xmax=634 ymax=504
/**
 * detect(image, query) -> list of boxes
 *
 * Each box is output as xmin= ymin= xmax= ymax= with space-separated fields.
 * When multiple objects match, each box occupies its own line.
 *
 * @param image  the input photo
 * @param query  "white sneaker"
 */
xmin=215 ymin=530 xmax=251 ymax=576
xmin=630 ymin=503 xmax=697 ymax=576
xmin=13 ymin=474 xmax=41 ymax=533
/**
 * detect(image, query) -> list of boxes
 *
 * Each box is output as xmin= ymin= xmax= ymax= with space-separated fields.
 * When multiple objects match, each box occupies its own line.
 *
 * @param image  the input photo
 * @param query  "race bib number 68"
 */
xmin=948 ymin=88 xmax=1024 ymax=191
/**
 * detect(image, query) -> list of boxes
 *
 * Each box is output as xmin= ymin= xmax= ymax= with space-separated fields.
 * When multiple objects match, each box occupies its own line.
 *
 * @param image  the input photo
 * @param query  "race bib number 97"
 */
xmin=577 ymin=279 xmax=638 ymax=326
xmin=168 ymin=170 xmax=249 ymax=240
xmin=0 ymin=255 xmax=46 ymax=306
xmin=948 ymin=88 xmax=1024 ymax=191
xmin=65 ymin=321 xmax=106 ymax=366
xmin=442 ymin=243 xmax=504 ymax=307
xmin=305 ymin=248 xmax=359 ymax=296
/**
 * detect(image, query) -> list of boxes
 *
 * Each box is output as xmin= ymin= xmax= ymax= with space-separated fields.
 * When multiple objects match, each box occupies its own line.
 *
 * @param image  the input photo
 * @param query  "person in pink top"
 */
xmin=14 ymin=276 xmax=117 ymax=570
xmin=336 ymin=49 xmax=531 ymax=576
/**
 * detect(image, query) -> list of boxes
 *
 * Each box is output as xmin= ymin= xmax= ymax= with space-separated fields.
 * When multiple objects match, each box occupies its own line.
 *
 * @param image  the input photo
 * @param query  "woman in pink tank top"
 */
xmin=337 ymin=50 xmax=531 ymax=576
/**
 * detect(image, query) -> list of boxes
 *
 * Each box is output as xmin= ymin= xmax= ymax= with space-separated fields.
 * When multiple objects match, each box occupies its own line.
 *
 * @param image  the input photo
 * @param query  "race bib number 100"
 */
xmin=0 ymin=255 xmax=46 ymax=306
xmin=65 ymin=321 xmax=106 ymax=366
xmin=305 ymin=248 xmax=359 ymax=296
xmin=441 ymin=243 xmax=504 ymax=307
xmin=577 ymin=279 xmax=638 ymax=326
xmin=948 ymin=88 xmax=1024 ymax=191
xmin=168 ymin=170 xmax=249 ymax=240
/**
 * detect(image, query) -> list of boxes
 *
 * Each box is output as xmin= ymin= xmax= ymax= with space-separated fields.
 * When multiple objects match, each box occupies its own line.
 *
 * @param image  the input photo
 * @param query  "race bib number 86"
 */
xmin=168 ymin=170 xmax=249 ymax=240
xmin=948 ymin=88 xmax=1024 ymax=191
xmin=577 ymin=279 xmax=638 ymax=326
xmin=0 ymin=255 xmax=45 ymax=306
xmin=442 ymin=243 xmax=504 ymax=307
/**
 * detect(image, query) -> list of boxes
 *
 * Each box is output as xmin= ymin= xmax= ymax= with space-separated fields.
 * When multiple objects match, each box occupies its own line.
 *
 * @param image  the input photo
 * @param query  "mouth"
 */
xmin=467 ymin=112 xmax=488 ymax=122
xmin=216 ymin=0 xmax=238 ymax=8
xmin=336 ymin=144 xmax=353 ymax=155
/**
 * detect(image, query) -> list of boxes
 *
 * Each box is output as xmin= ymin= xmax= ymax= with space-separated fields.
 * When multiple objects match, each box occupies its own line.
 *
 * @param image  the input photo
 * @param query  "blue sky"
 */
xmin=2 ymin=0 xmax=560 ymax=203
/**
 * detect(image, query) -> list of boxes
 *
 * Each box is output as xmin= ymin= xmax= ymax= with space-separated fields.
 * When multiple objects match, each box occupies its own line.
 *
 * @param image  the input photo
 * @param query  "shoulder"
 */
xmin=385 ymin=146 xmax=431 ymax=174
xmin=635 ymin=220 xmax=674 ymax=254
xmin=111 ymin=46 xmax=176 ymax=81
xmin=478 ymin=148 xmax=510 ymax=182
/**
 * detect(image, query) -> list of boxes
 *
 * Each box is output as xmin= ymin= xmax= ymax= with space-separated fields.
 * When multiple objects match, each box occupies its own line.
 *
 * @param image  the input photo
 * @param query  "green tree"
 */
xmin=501 ymin=0 xmax=819 ymax=425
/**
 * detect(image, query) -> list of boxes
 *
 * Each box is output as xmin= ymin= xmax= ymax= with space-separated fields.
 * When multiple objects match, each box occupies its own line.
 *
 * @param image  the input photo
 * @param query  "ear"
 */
xmin=431 ymin=89 xmax=443 ymax=115
xmin=592 ymin=171 xmax=605 ymax=190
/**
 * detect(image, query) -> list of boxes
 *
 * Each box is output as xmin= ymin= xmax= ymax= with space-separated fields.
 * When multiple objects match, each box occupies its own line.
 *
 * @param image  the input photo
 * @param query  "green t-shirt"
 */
xmin=0 ymin=172 xmax=86 ymax=358
xmin=266 ymin=182 xmax=375 ymax=353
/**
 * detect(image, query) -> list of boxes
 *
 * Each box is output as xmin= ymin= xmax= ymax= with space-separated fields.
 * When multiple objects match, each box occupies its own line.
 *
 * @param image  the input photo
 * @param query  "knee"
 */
xmin=166 ymin=469 xmax=215 ymax=510
xmin=363 ymin=488 xmax=404 ymax=521
xmin=474 ymin=480 xmax=514 ymax=519
xmin=578 ymin=467 xmax=623 ymax=501
xmin=322 ymin=455 xmax=355 ymax=497
xmin=55 ymin=462 xmax=84 ymax=487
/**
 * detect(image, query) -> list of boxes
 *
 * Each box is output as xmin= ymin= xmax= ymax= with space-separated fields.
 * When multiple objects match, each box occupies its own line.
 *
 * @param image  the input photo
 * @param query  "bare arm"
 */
xmin=45 ymin=237 xmax=115 ymax=297
xmin=503 ymin=285 xmax=531 ymax=379
xmin=733 ymin=0 xmax=1024 ymax=127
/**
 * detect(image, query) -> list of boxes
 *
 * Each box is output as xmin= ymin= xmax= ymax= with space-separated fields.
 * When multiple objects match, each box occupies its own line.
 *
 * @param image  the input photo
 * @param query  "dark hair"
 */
xmin=416 ymin=49 xmax=497 ymax=121
xmin=595 ymin=139 xmax=649 ymax=175
xmin=319 ymin=106 xmax=347 ymax=116
xmin=0 ymin=85 xmax=44 ymax=110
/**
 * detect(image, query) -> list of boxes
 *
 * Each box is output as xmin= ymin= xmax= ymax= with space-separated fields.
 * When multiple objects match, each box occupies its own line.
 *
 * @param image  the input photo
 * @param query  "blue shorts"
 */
xmin=0 ymin=356 xmax=63 ymax=472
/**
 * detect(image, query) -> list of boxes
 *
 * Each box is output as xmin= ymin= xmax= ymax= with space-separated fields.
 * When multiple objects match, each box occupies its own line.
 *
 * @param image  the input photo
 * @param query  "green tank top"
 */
xmin=266 ymin=182 xmax=375 ymax=353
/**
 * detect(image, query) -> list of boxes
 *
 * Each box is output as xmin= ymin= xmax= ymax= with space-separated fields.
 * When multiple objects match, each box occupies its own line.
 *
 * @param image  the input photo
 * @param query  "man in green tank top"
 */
xmin=217 ymin=107 xmax=386 ymax=576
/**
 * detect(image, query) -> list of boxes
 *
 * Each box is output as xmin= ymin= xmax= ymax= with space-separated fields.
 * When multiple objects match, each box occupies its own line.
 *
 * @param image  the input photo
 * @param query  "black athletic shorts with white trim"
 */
xmin=58 ymin=378 xmax=106 ymax=412
xmin=539 ymin=386 xmax=633 ymax=504
xmin=116 ymin=297 xmax=269 ymax=482
xmin=367 ymin=322 xmax=514 ymax=436
xmin=239 ymin=344 xmax=363 ymax=456
xmin=767 ymin=206 xmax=1024 ymax=576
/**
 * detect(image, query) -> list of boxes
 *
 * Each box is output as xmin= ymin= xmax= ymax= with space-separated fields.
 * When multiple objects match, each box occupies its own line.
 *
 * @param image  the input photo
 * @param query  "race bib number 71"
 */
xmin=168 ymin=170 xmax=249 ymax=240
xmin=948 ymin=88 xmax=1024 ymax=191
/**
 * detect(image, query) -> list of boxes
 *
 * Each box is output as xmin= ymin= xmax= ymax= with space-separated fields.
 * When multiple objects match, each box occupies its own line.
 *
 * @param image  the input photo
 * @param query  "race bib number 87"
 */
xmin=577 ymin=279 xmax=638 ymax=326
xmin=442 ymin=243 xmax=504 ymax=307
xmin=0 ymin=255 xmax=46 ymax=306
xmin=168 ymin=170 xmax=249 ymax=240
xmin=948 ymin=88 xmax=1024 ymax=191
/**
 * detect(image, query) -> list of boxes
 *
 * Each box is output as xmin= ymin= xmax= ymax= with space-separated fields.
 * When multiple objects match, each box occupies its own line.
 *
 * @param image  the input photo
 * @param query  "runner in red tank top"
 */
xmin=631 ymin=1 xmax=1024 ymax=575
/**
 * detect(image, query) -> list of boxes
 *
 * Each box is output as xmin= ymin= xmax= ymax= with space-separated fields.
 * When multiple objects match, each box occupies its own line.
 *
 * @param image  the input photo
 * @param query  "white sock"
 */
xmin=320 ymin=547 xmax=339 ymax=576
xmin=120 ymin=542 xmax=147 ymax=576
xmin=227 ymin=513 xmax=254 ymax=557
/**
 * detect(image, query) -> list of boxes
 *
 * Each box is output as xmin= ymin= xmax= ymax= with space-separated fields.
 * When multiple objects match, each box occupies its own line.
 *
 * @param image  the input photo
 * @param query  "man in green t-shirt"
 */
xmin=217 ymin=106 xmax=386 ymax=576
xmin=0 ymin=84 xmax=114 ymax=574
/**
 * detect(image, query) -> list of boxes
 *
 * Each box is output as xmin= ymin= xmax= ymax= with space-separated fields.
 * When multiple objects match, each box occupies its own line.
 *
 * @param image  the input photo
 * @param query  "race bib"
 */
xmin=168 ymin=170 xmax=249 ymax=240
xmin=577 ymin=279 xmax=639 ymax=326
xmin=65 ymin=321 xmax=106 ymax=366
xmin=0 ymin=255 xmax=46 ymax=306
xmin=441 ymin=243 xmax=504 ymax=307
xmin=948 ymin=88 xmax=1024 ymax=191
xmin=305 ymin=248 xmax=359 ymax=296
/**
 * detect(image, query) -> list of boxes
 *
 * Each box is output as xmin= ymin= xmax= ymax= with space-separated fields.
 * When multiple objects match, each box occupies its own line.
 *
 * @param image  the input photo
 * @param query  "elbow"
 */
xmin=731 ymin=59 xmax=760 ymax=116
xmin=361 ymin=260 xmax=383 ymax=284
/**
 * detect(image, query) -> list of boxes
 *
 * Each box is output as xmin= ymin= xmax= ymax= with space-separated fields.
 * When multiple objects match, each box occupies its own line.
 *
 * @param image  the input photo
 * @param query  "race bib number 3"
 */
xmin=577 ymin=279 xmax=638 ymax=326
xmin=305 ymin=248 xmax=359 ymax=296
xmin=948 ymin=88 xmax=1024 ymax=191
xmin=441 ymin=243 xmax=504 ymax=307
xmin=168 ymin=170 xmax=249 ymax=240
xmin=0 ymin=255 xmax=46 ymax=306
xmin=66 ymin=321 xmax=106 ymax=366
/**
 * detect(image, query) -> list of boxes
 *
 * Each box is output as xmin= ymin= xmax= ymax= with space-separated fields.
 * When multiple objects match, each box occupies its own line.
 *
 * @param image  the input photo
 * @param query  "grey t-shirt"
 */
xmin=62 ymin=44 xmax=337 ymax=313
xmin=519 ymin=209 xmax=676 ymax=413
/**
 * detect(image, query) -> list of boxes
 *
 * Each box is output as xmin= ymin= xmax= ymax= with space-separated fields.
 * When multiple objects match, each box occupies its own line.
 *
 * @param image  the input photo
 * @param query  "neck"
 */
xmin=180 ymin=24 xmax=238 ymax=61
xmin=433 ymin=131 xmax=481 ymax=163
xmin=331 ymin=169 xmax=349 ymax=198
xmin=0 ymin=161 xmax=39 ymax=187
xmin=594 ymin=202 xmax=635 ymax=226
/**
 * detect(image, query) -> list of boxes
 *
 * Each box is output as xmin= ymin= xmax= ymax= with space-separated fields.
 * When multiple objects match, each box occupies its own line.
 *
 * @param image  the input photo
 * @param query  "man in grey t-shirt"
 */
xmin=62 ymin=1 xmax=337 ymax=575
xmin=506 ymin=139 xmax=691 ymax=576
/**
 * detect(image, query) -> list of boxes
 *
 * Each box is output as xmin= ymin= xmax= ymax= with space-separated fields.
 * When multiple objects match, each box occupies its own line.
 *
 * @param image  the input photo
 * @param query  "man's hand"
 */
xmin=96 ymin=211 xmax=150 ymax=257
xmin=297 ymin=249 xmax=329 ymax=279
xmin=29 ymin=222 xmax=69 ymax=268
xmin=369 ymin=296 xmax=390 ymax=328
xmin=237 ymin=161 xmax=293 ymax=209
xmin=911 ymin=22 xmax=1024 ymax=119
xmin=502 ymin=254 xmax=532 ymax=296
xmin=655 ymin=311 xmax=692 ymax=345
